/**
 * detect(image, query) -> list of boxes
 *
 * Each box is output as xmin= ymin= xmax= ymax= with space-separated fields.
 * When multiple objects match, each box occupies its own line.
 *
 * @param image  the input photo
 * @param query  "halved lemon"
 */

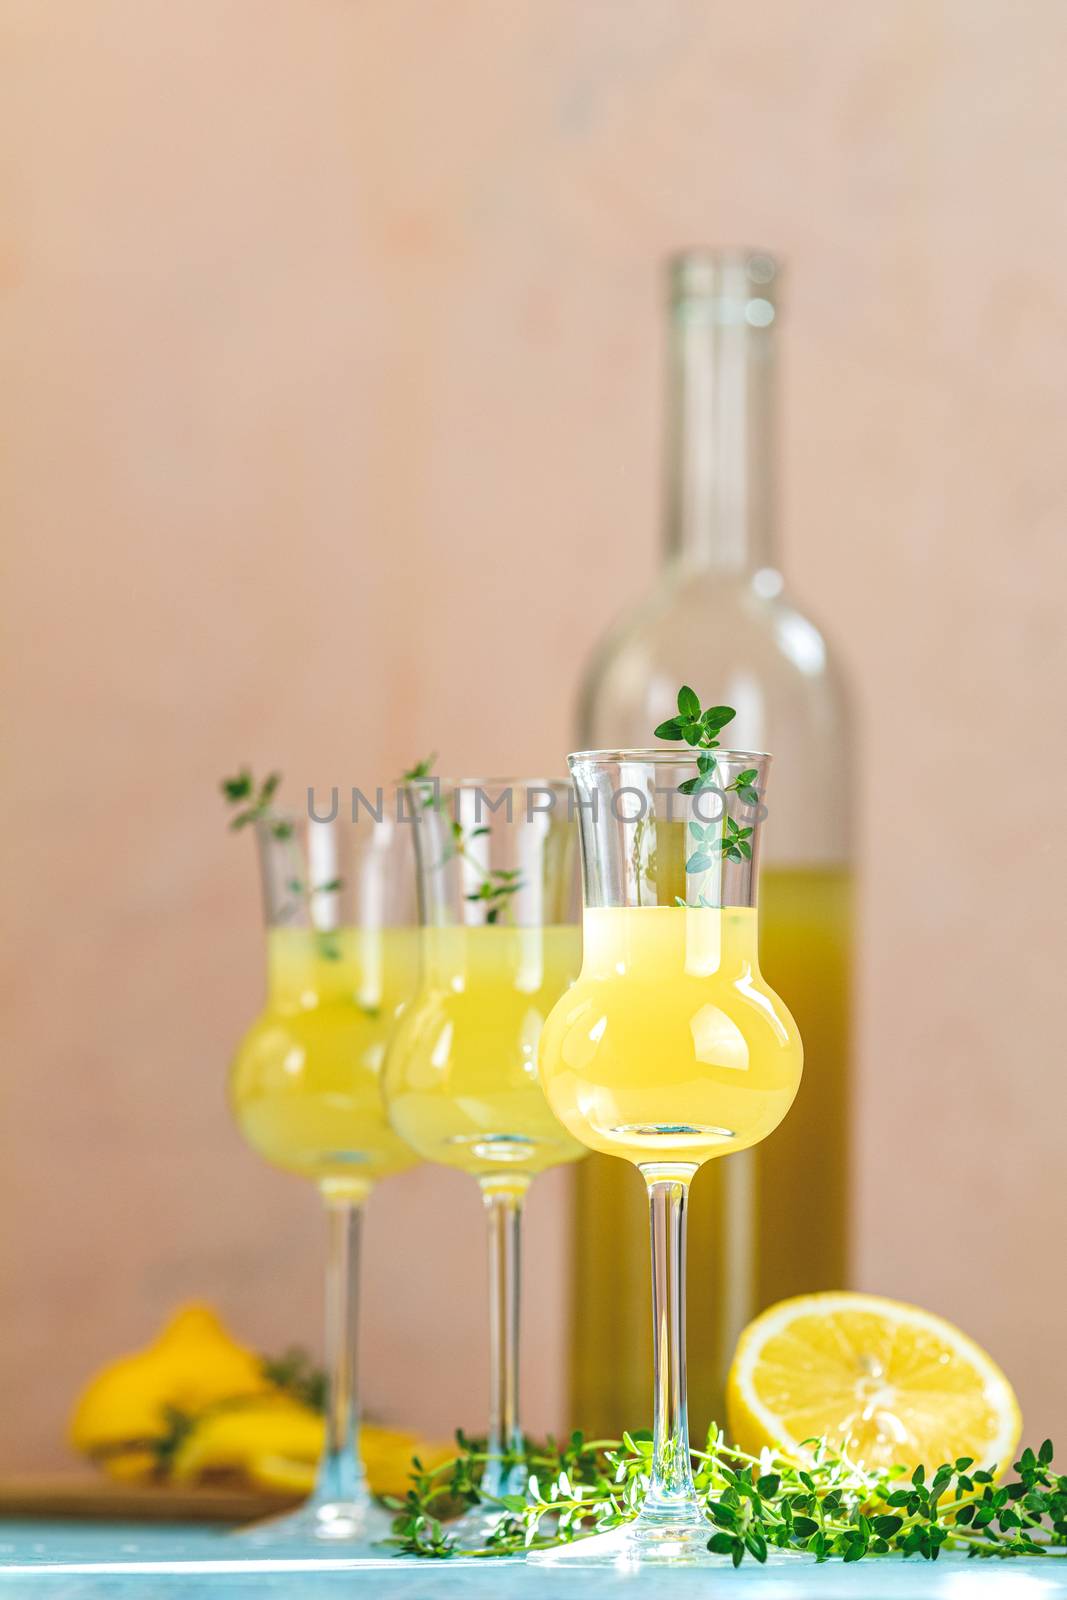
xmin=726 ymin=1292 xmax=1021 ymax=1474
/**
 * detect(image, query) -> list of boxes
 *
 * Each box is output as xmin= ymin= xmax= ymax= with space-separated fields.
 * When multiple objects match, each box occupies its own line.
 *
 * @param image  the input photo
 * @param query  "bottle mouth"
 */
xmin=669 ymin=249 xmax=780 ymax=321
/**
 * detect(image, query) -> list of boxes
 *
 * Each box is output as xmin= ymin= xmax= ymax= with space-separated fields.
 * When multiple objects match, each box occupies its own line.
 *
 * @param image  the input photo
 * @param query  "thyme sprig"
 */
xmin=386 ymin=1428 xmax=1067 ymax=1564
xmin=654 ymin=688 xmax=760 ymax=820
xmin=401 ymin=757 xmax=525 ymax=925
xmin=221 ymin=769 xmax=291 ymax=839
xmin=220 ymin=769 xmax=343 ymax=960
xmin=653 ymin=688 xmax=762 ymax=902
xmin=262 ymin=1345 xmax=327 ymax=1413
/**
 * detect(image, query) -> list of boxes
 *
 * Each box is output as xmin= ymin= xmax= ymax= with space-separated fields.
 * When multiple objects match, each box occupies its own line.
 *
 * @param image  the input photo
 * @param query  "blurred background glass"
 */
xmin=229 ymin=800 xmax=418 ymax=1540
xmin=2 ymin=0 xmax=1065 ymax=1479
xmin=383 ymin=778 xmax=582 ymax=1537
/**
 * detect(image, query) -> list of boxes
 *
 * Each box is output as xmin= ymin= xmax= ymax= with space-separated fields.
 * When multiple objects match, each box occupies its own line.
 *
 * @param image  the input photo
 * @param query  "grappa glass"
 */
xmin=533 ymin=750 xmax=803 ymax=1566
xmin=229 ymin=796 xmax=418 ymax=1544
xmin=382 ymin=778 xmax=584 ymax=1542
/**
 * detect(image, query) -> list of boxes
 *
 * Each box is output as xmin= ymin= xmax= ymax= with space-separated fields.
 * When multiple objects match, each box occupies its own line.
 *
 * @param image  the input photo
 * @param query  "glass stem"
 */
xmin=314 ymin=1195 xmax=368 ymax=1509
xmin=479 ymin=1179 xmax=527 ymax=1501
xmin=643 ymin=1167 xmax=701 ymax=1520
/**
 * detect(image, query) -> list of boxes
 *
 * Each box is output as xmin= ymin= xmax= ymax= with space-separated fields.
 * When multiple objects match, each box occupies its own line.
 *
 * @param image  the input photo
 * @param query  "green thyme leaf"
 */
xmin=220 ymin=770 xmax=253 ymax=802
xmin=702 ymin=705 xmax=736 ymax=728
xmin=402 ymin=753 xmax=438 ymax=782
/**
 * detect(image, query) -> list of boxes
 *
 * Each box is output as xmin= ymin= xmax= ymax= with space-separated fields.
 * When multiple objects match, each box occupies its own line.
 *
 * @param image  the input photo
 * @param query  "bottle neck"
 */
xmin=663 ymin=252 xmax=779 ymax=577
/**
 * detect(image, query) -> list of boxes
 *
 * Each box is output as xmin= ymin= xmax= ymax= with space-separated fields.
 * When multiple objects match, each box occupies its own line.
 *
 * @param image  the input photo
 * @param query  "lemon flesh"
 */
xmin=170 ymin=1397 xmax=323 ymax=1483
xmin=727 ymin=1291 xmax=1021 ymax=1474
xmin=246 ymin=1424 xmax=449 ymax=1500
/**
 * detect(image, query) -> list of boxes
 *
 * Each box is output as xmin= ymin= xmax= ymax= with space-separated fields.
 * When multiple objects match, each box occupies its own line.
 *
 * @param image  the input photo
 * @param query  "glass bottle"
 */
xmin=572 ymin=250 xmax=853 ymax=1435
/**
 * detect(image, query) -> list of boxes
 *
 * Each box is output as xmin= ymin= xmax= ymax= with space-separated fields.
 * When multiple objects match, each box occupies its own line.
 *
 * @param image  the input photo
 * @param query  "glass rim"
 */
xmin=406 ymin=775 xmax=572 ymax=792
xmin=258 ymin=779 xmax=410 ymax=824
xmin=567 ymin=747 xmax=771 ymax=766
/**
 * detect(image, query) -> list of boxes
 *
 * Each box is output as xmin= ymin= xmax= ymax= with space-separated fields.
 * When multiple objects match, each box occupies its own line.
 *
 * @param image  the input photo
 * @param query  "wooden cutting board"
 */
xmin=0 ymin=1476 xmax=299 ymax=1523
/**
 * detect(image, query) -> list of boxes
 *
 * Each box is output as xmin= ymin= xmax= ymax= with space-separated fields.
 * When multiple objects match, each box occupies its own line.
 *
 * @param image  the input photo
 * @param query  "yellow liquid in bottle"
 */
xmin=383 ymin=924 xmax=586 ymax=1186
xmin=230 ymin=926 xmax=420 ymax=1200
xmin=747 ymin=867 xmax=851 ymax=1304
xmin=540 ymin=906 xmax=802 ymax=1169
xmin=569 ymin=867 xmax=850 ymax=1433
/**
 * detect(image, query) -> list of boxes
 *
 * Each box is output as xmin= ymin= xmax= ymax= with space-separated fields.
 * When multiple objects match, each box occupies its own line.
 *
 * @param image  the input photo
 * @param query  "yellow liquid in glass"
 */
xmin=230 ymin=926 xmax=420 ymax=1199
xmin=540 ymin=905 xmax=803 ymax=1169
xmin=569 ymin=867 xmax=850 ymax=1433
xmin=384 ymin=924 xmax=585 ymax=1185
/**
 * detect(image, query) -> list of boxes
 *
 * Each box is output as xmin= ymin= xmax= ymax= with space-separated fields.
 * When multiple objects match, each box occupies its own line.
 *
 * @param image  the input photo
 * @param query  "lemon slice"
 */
xmin=248 ymin=1454 xmax=316 ymax=1496
xmin=726 ymin=1292 xmax=1021 ymax=1474
xmin=247 ymin=1424 xmax=449 ymax=1499
xmin=170 ymin=1398 xmax=323 ymax=1483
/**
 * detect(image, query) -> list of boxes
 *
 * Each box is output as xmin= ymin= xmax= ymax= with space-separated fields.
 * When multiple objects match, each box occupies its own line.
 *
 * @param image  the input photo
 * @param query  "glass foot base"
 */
xmin=527 ymin=1511 xmax=719 ymax=1568
xmin=442 ymin=1500 xmax=527 ymax=1553
xmin=238 ymin=1497 xmax=394 ymax=1550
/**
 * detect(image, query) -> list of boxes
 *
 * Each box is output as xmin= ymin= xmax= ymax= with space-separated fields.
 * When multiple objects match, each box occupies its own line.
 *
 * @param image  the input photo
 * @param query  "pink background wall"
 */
xmin=3 ymin=0 xmax=1065 ymax=1466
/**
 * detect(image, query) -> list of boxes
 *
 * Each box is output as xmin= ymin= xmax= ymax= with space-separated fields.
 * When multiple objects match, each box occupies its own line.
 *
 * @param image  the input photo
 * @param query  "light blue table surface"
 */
xmin=0 ymin=1524 xmax=1064 ymax=1600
